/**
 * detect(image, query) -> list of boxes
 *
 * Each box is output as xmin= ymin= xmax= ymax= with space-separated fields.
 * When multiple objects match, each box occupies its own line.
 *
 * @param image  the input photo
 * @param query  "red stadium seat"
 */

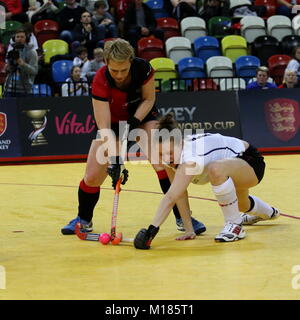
xmin=254 ymin=0 xmax=277 ymax=18
xmin=0 ymin=61 xmax=7 ymax=85
xmin=34 ymin=20 xmax=59 ymax=47
xmin=156 ymin=17 xmax=181 ymax=40
xmin=192 ymin=78 xmax=218 ymax=91
xmin=0 ymin=43 xmax=6 ymax=62
xmin=137 ymin=37 xmax=165 ymax=61
xmin=267 ymin=54 xmax=291 ymax=85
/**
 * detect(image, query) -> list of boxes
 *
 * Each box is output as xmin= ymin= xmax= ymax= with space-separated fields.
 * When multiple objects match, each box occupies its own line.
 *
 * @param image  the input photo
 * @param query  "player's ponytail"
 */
xmin=157 ymin=113 xmax=179 ymax=131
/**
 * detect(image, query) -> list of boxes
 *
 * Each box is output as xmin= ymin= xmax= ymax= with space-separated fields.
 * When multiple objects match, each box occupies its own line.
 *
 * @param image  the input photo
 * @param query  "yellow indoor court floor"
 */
xmin=0 ymin=155 xmax=300 ymax=300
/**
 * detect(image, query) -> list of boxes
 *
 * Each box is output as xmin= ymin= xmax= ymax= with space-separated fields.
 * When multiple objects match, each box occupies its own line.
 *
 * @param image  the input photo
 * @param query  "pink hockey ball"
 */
xmin=99 ymin=233 xmax=111 ymax=245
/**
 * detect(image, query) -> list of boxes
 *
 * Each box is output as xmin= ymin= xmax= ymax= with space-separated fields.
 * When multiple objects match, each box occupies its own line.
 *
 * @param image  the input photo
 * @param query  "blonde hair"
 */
xmin=93 ymin=47 xmax=104 ymax=57
xmin=103 ymin=38 xmax=135 ymax=63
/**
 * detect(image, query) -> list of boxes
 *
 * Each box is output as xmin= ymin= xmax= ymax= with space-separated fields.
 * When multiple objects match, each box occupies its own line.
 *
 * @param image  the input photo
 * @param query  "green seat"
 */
xmin=150 ymin=57 xmax=177 ymax=83
xmin=161 ymin=79 xmax=186 ymax=92
xmin=0 ymin=21 xmax=23 ymax=46
xmin=221 ymin=35 xmax=248 ymax=62
xmin=42 ymin=39 xmax=69 ymax=64
xmin=208 ymin=16 xmax=232 ymax=38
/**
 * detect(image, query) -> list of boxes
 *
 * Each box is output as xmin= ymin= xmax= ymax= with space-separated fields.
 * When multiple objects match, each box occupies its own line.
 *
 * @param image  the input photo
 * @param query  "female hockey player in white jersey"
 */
xmin=134 ymin=113 xmax=280 ymax=249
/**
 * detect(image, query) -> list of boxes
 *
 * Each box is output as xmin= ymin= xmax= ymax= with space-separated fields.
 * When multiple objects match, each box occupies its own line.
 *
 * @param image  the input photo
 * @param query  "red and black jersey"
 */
xmin=92 ymin=57 xmax=154 ymax=123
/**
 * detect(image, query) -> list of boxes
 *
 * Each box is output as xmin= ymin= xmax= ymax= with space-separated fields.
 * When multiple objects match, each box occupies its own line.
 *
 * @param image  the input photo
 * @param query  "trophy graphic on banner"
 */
xmin=24 ymin=109 xmax=50 ymax=146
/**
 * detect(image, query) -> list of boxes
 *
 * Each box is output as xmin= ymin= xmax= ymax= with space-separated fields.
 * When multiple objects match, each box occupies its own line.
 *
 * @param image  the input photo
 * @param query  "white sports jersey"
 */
xmin=179 ymin=133 xmax=246 ymax=185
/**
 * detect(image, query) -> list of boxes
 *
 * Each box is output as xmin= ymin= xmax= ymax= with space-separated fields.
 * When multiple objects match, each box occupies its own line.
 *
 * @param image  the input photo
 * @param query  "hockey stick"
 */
xmin=75 ymin=223 xmax=133 ymax=243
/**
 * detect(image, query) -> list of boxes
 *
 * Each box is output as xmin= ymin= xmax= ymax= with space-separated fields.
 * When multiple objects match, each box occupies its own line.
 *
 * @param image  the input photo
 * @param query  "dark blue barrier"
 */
xmin=238 ymin=89 xmax=300 ymax=152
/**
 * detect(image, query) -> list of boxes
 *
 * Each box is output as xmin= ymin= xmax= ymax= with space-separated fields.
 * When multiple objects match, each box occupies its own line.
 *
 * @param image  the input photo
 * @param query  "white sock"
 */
xmin=247 ymin=195 xmax=276 ymax=220
xmin=212 ymin=177 xmax=242 ymax=225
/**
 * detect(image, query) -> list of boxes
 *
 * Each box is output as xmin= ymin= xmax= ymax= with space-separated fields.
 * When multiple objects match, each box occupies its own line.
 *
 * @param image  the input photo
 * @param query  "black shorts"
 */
xmin=236 ymin=145 xmax=265 ymax=183
xmin=111 ymin=106 xmax=160 ymax=136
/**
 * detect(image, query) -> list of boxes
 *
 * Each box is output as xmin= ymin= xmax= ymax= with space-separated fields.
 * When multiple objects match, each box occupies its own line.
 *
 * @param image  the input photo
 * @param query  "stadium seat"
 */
xmin=43 ymin=39 xmax=69 ymax=64
xmin=137 ymin=37 xmax=165 ymax=61
xmin=0 ymin=61 xmax=7 ymax=84
xmin=206 ymin=56 xmax=234 ymax=82
xmin=240 ymin=16 xmax=266 ymax=44
xmin=281 ymin=35 xmax=300 ymax=55
xmin=252 ymin=35 xmax=280 ymax=65
xmin=165 ymin=37 xmax=193 ymax=64
xmin=34 ymin=20 xmax=59 ymax=47
xmin=51 ymin=60 xmax=73 ymax=83
xmin=254 ymin=0 xmax=277 ymax=18
xmin=219 ymin=77 xmax=246 ymax=91
xmin=180 ymin=17 xmax=206 ymax=43
xmin=229 ymin=0 xmax=252 ymax=17
xmin=178 ymin=57 xmax=205 ymax=79
xmin=194 ymin=36 xmax=220 ymax=63
xmin=161 ymin=79 xmax=186 ymax=92
xmin=32 ymin=84 xmax=52 ymax=96
xmin=292 ymin=15 xmax=300 ymax=36
xmin=192 ymin=78 xmax=218 ymax=91
xmin=267 ymin=15 xmax=292 ymax=42
xmin=0 ymin=43 xmax=6 ymax=62
xmin=156 ymin=17 xmax=180 ymax=40
xmin=221 ymin=35 xmax=247 ymax=63
xmin=146 ymin=0 xmax=169 ymax=18
xmin=235 ymin=55 xmax=260 ymax=81
xmin=267 ymin=54 xmax=291 ymax=85
xmin=150 ymin=57 xmax=177 ymax=83
xmin=0 ymin=21 xmax=23 ymax=46
xmin=208 ymin=16 xmax=232 ymax=38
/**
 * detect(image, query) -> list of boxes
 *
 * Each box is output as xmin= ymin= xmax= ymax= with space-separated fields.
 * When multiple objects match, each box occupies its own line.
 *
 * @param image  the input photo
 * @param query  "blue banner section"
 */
xmin=0 ymin=99 xmax=22 ymax=158
xmin=239 ymin=89 xmax=300 ymax=150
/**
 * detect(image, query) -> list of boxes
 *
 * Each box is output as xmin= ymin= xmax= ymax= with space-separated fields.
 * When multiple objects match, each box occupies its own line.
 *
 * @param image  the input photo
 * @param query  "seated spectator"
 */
xmin=124 ymin=0 xmax=164 ymax=48
xmin=92 ymin=0 xmax=118 ymax=39
xmin=3 ymin=29 xmax=38 ymax=97
xmin=73 ymin=45 xmax=88 ymax=68
xmin=80 ymin=0 xmax=109 ymax=13
xmin=0 ymin=0 xmax=29 ymax=23
xmin=58 ymin=0 xmax=86 ymax=44
xmin=286 ymin=46 xmax=300 ymax=81
xmin=72 ymin=10 xmax=103 ymax=58
xmin=278 ymin=69 xmax=300 ymax=88
xmin=199 ymin=0 xmax=230 ymax=22
xmin=276 ymin=0 xmax=300 ymax=18
xmin=7 ymin=22 xmax=39 ymax=54
xmin=61 ymin=65 xmax=89 ymax=96
xmin=23 ymin=0 xmax=59 ymax=24
xmin=169 ymin=0 xmax=198 ymax=22
xmin=81 ymin=47 xmax=105 ymax=81
xmin=246 ymin=66 xmax=278 ymax=90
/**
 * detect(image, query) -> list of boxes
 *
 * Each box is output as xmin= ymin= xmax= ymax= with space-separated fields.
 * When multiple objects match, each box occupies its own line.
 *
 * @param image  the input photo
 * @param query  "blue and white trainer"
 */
xmin=176 ymin=217 xmax=206 ymax=235
xmin=61 ymin=216 xmax=93 ymax=235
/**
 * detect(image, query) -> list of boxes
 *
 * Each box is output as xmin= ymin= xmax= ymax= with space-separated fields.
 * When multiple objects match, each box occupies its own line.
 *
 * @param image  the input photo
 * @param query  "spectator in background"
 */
xmin=246 ymin=66 xmax=277 ymax=90
xmin=80 ymin=0 xmax=109 ymax=13
xmin=0 ymin=0 xmax=29 ymax=23
xmin=278 ymin=69 xmax=300 ymax=88
xmin=286 ymin=46 xmax=300 ymax=81
xmin=58 ymin=0 xmax=85 ymax=44
xmin=73 ymin=45 xmax=88 ymax=68
xmin=276 ymin=0 xmax=300 ymax=18
xmin=61 ymin=65 xmax=89 ymax=96
xmin=7 ymin=22 xmax=39 ymax=54
xmin=169 ymin=0 xmax=198 ymax=22
xmin=24 ymin=0 xmax=60 ymax=25
xmin=199 ymin=0 xmax=229 ymax=22
xmin=124 ymin=0 xmax=164 ymax=48
xmin=72 ymin=10 xmax=103 ymax=58
xmin=3 ymin=29 xmax=38 ymax=97
xmin=92 ymin=0 xmax=118 ymax=39
xmin=81 ymin=47 xmax=105 ymax=81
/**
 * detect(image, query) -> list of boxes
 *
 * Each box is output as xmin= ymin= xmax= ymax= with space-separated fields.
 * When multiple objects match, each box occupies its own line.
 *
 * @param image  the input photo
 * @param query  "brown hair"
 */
xmin=157 ymin=113 xmax=179 ymax=131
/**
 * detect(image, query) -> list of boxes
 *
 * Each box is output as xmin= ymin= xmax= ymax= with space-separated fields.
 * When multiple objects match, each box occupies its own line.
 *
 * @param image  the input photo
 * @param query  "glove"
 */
xmin=107 ymin=156 xmax=129 ymax=189
xmin=134 ymin=225 xmax=159 ymax=250
xmin=127 ymin=116 xmax=141 ymax=132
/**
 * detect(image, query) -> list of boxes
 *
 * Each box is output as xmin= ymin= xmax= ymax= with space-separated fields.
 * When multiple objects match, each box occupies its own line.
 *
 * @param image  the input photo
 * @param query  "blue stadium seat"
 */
xmin=52 ymin=60 xmax=73 ymax=83
xmin=146 ymin=0 xmax=169 ymax=18
xmin=235 ymin=55 xmax=260 ymax=80
xmin=178 ymin=57 xmax=206 ymax=79
xmin=194 ymin=36 xmax=221 ymax=63
xmin=32 ymin=84 xmax=52 ymax=96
